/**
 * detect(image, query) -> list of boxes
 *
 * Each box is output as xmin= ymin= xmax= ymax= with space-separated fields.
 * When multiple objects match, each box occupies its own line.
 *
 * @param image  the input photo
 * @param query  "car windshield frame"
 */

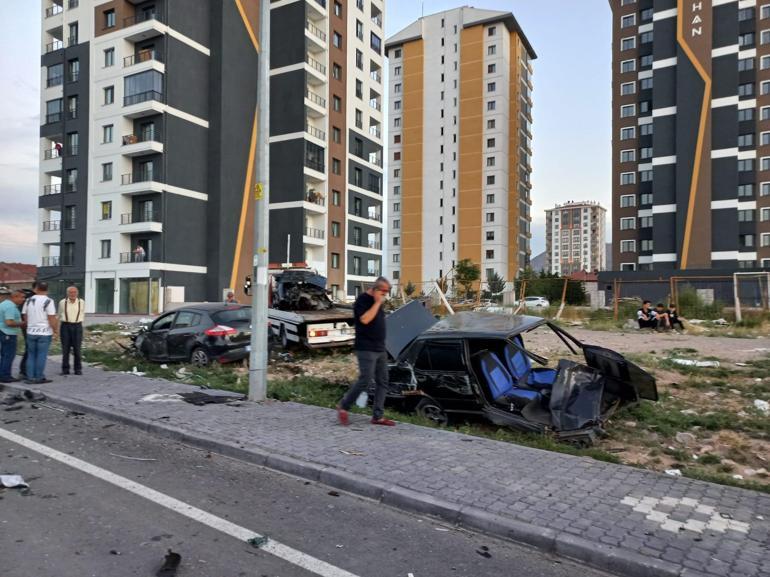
xmin=211 ymin=307 xmax=251 ymax=325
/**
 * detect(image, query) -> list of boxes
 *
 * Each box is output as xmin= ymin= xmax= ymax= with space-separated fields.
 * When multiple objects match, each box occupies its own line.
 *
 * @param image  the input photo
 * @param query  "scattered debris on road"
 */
xmin=0 ymin=475 xmax=29 ymax=488
xmin=156 ymin=549 xmax=182 ymax=577
xmin=670 ymin=358 xmax=721 ymax=368
xmin=247 ymin=535 xmax=269 ymax=549
xmin=108 ymin=453 xmax=158 ymax=462
xmin=178 ymin=391 xmax=245 ymax=406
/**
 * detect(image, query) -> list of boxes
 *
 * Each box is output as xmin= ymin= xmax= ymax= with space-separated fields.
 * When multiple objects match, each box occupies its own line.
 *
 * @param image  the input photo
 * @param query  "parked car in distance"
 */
xmin=381 ymin=301 xmax=658 ymax=446
xmin=524 ymin=296 xmax=550 ymax=308
xmin=133 ymin=303 xmax=253 ymax=367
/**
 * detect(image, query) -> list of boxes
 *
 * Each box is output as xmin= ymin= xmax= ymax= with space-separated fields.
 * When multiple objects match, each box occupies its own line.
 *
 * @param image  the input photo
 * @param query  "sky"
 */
xmin=0 ymin=0 xmax=611 ymax=264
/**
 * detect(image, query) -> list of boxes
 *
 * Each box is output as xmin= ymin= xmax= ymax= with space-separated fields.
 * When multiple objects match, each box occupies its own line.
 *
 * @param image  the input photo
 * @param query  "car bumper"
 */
xmin=215 ymin=346 xmax=250 ymax=364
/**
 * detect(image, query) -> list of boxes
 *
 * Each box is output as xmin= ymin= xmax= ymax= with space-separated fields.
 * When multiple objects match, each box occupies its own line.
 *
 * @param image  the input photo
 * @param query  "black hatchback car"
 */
xmin=382 ymin=301 xmax=658 ymax=446
xmin=133 ymin=304 xmax=252 ymax=366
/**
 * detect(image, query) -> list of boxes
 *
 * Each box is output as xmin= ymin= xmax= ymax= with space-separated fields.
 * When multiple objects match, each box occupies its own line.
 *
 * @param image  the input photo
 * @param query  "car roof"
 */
xmin=167 ymin=303 xmax=251 ymax=313
xmin=424 ymin=311 xmax=547 ymax=339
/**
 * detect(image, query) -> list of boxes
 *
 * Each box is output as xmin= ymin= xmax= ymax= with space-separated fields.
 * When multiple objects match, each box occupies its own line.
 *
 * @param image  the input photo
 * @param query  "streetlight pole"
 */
xmin=249 ymin=0 xmax=270 ymax=401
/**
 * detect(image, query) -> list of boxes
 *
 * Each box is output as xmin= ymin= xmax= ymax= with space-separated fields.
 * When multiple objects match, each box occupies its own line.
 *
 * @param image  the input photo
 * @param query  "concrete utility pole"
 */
xmin=249 ymin=0 xmax=270 ymax=401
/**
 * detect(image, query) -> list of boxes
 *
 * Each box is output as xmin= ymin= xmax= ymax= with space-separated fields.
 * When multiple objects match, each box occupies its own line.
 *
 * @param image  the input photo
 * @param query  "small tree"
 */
xmin=404 ymin=281 xmax=416 ymax=297
xmin=486 ymin=270 xmax=506 ymax=295
xmin=455 ymin=259 xmax=481 ymax=299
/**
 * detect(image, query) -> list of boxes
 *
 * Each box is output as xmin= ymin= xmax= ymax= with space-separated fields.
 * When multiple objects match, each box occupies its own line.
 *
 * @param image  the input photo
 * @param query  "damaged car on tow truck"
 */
xmin=382 ymin=301 xmax=658 ymax=446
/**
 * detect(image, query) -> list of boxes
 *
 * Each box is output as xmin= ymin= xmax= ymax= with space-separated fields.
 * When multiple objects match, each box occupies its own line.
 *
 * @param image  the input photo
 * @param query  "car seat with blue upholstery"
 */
xmin=503 ymin=337 xmax=558 ymax=390
xmin=477 ymin=350 xmax=541 ymax=408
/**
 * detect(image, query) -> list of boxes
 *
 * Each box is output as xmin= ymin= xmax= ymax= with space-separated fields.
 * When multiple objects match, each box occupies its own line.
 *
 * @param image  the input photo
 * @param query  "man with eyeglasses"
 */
xmin=337 ymin=276 xmax=395 ymax=426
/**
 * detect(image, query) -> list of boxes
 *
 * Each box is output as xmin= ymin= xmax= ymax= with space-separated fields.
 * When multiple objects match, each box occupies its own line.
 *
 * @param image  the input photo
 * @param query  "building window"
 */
xmin=486 ymin=175 xmax=495 ymax=185
xmin=486 ymin=156 xmax=495 ymax=167
xmin=486 ymin=231 xmax=494 ymax=241
xmin=739 ymin=108 xmax=755 ymax=121
xmin=763 ymin=207 xmax=770 ymax=222
xmin=331 ymin=221 xmax=340 ymax=237
xmin=640 ymin=54 xmax=653 ymax=67
xmin=640 ymin=77 xmax=653 ymax=90
xmin=487 ymin=100 xmax=496 ymax=111
xmin=640 ymin=31 xmax=653 ymax=44
xmin=334 ymin=1 xmax=342 ymax=17
xmin=393 ymin=185 xmax=400 ymax=195
xmin=487 ymin=82 xmax=496 ymax=92
xmin=640 ymin=122 xmax=653 ymax=136
xmin=620 ymin=104 xmax=635 ymax=118
xmin=741 ymin=32 xmax=757 ymax=47
xmin=739 ymin=7 xmax=755 ymax=21
xmin=621 ymin=59 xmax=635 ymax=73
xmin=356 ymin=49 xmax=363 ymax=69
xmin=104 ymin=48 xmax=114 ymax=67
xmin=488 ymin=63 xmax=496 ymax=74
xmin=394 ymin=151 xmax=401 ymax=161
xmin=393 ymin=219 xmax=400 ymax=229
xmin=640 ymin=146 xmax=653 ymax=160
xmin=332 ymin=126 xmax=341 ymax=143
xmin=332 ymin=95 xmax=341 ymax=112
xmin=355 ymin=109 xmax=363 ymax=128
xmin=620 ymin=149 xmax=636 ymax=163
xmin=620 ymin=82 xmax=636 ymax=95
xmin=487 ymin=44 xmax=496 ymax=56
xmin=332 ymin=158 xmax=341 ymax=174
xmin=738 ymin=184 xmax=755 ymax=197
xmin=620 ymin=172 xmax=636 ymax=185
xmin=332 ymin=63 xmax=342 ymax=79
xmin=620 ymin=240 xmax=636 ymax=253
xmin=486 ymin=212 xmax=495 ymax=223
xmin=620 ymin=195 xmax=636 ymax=208
xmin=621 ymin=37 xmax=636 ymax=50
xmin=641 ymin=239 xmax=653 ymax=252
xmin=103 ymin=86 xmax=114 ymax=105
xmin=739 ymin=57 xmax=755 ymax=72
xmin=101 ymin=201 xmax=112 ymax=220
xmin=486 ymin=194 xmax=495 ymax=204
xmin=620 ymin=263 xmax=636 ymax=271
xmin=102 ymin=162 xmax=113 ymax=182
xmin=331 ymin=253 xmax=340 ymax=269
xmin=620 ymin=126 xmax=636 ymax=140
xmin=487 ymin=138 xmax=495 ymax=148
xmin=640 ymin=7 xmax=653 ymax=21
xmin=742 ymin=234 xmax=755 ymax=248
xmin=640 ymin=169 xmax=653 ymax=182
xmin=762 ymin=183 xmax=770 ymax=197
xmin=487 ymin=119 xmax=495 ymax=129
xmin=104 ymin=9 xmax=115 ymax=29
xmin=488 ymin=26 xmax=496 ymax=36
xmin=740 ymin=158 xmax=755 ymax=172
xmin=100 ymin=240 xmax=111 ymax=259
xmin=640 ymin=216 xmax=653 ymax=228
xmin=393 ymin=168 xmax=400 ymax=178
xmin=333 ymin=32 xmax=342 ymax=48
xmin=621 ymin=14 xmax=635 ymax=28
xmin=739 ymin=209 xmax=756 ymax=222
xmin=620 ymin=217 xmax=635 ymax=230
xmin=102 ymin=124 xmax=113 ymax=143
xmin=332 ymin=190 xmax=341 ymax=206
xmin=739 ymin=133 xmax=755 ymax=147
xmin=355 ymin=79 xmax=363 ymax=98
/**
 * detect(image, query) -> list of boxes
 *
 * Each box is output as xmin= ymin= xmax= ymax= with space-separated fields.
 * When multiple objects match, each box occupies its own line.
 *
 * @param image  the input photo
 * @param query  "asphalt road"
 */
xmin=0 ymin=403 xmax=612 ymax=577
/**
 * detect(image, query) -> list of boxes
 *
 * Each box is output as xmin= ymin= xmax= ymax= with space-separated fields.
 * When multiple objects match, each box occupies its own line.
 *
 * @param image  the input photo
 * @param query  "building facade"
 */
xmin=544 ymin=201 xmax=607 ymax=275
xmin=384 ymin=7 xmax=535 ymax=289
xmin=269 ymin=0 xmax=385 ymax=300
xmin=39 ymin=0 xmax=262 ymax=312
xmin=611 ymin=0 xmax=770 ymax=271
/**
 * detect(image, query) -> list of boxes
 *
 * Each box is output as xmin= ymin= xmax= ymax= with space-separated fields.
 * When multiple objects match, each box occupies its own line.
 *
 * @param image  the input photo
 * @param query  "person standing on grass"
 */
xmin=21 ymin=281 xmax=58 ymax=384
xmin=0 ymin=291 xmax=26 ymax=383
xmin=58 ymin=285 xmax=85 ymax=375
xmin=336 ymin=276 xmax=396 ymax=427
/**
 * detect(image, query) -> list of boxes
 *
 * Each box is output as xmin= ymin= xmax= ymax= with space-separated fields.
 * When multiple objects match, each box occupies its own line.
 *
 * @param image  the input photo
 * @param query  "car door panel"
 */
xmin=145 ymin=312 xmax=175 ymax=361
xmin=167 ymin=311 xmax=202 ymax=360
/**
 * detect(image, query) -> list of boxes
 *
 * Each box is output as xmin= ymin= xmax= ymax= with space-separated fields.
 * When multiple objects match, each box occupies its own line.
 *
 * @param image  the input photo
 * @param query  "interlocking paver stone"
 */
xmin=4 ymin=363 xmax=770 ymax=577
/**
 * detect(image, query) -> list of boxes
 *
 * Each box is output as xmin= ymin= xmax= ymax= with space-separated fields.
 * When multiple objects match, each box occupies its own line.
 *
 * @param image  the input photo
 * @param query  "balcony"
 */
xmin=304 ymin=226 xmax=325 ymax=245
xmin=122 ymin=171 xmax=155 ymax=185
xmin=304 ymin=189 xmax=326 ymax=214
xmin=305 ymin=123 xmax=326 ymax=141
xmin=46 ymin=75 xmax=63 ymax=88
xmin=371 ymin=14 xmax=382 ymax=28
xmin=122 ymin=132 xmax=163 ymax=157
xmin=120 ymin=211 xmax=163 ymax=233
xmin=123 ymin=91 xmax=165 ymax=118
xmin=305 ymin=20 xmax=326 ymax=52
xmin=45 ymin=112 xmax=62 ymax=125
xmin=368 ymin=125 xmax=381 ymax=139
xmin=307 ymin=0 xmax=326 ymax=19
xmin=120 ymin=171 xmax=162 ymax=195
xmin=123 ymin=49 xmax=163 ymax=68
xmin=42 ymin=184 xmax=61 ymax=196
xmin=41 ymin=256 xmax=60 ymax=267
xmin=41 ymin=148 xmax=62 ymax=175
xmin=305 ymin=54 xmax=327 ymax=84
xmin=42 ymin=220 xmax=61 ymax=232
xmin=45 ymin=4 xmax=63 ymax=18
xmin=45 ymin=40 xmax=64 ymax=53
xmin=368 ymin=98 xmax=382 ymax=112
xmin=119 ymin=252 xmax=152 ymax=264
xmin=123 ymin=12 xmax=165 ymax=42
xmin=351 ymin=238 xmax=382 ymax=250
xmin=305 ymin=89 xmax=326 ymax=118
xmin=304 ymin=156 xmax=325 ymax=174
xmin=42 ymin=148 xmax=61 ymax=161
xmin=370 ymin=69 xmax=381 ymax=84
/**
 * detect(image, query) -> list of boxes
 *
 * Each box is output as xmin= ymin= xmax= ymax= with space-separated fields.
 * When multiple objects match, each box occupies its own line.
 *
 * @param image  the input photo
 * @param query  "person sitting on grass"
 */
xmin=637 ymin=300 xmax=657 ymax=329
xmin=654 ymin=303 xmax=670 ymax=330
xmin=667 ymin=303 xmax=685 ymax=331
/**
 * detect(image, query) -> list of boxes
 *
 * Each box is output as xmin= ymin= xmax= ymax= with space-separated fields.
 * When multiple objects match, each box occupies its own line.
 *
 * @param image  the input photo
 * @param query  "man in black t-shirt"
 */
xmin=337 ymin=276 xmax=395 ymax=426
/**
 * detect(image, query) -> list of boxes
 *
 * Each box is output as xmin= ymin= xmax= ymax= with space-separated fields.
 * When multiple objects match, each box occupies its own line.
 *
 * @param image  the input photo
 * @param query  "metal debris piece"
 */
xmin=156 ymin=549 xmax=182 ymax=577
xmin=670 ymin=358 xmax=720 ymax=368
xmin=247 ymin=535 xmax=269 ymax=548
xmin=139 ymin=394 xmax=184 ymax=403
xmin=108 ymin=453 xmax=158 ymax=462
xmin=339 ymin=449 xmax=365 ymax=456
xmin=664 ymin=469 xmax=683 ymax=477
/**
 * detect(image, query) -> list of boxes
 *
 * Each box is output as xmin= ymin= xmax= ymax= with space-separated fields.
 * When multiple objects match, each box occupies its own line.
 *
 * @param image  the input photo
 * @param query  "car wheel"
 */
xmin=190 ymin=347 xmax=212 ymax=367
xmin=415 ymin=398 xmax=449 ymax=426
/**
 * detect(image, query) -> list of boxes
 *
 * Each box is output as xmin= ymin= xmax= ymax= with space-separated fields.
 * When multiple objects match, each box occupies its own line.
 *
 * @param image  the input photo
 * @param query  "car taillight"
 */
xmin=205 ymin=325 xmax=238 ymax=337
xmin=308 ymin=329 xmax=328 ymax=337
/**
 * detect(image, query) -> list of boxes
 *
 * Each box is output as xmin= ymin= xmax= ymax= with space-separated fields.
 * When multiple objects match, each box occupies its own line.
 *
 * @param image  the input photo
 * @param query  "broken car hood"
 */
xmin=385 ymin=300 xmax=438 ymax=359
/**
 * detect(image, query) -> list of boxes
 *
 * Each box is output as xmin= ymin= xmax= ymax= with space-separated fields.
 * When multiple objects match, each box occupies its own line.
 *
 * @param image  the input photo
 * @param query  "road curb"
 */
xmin=1 ymin=383 xmax=684 ymax=577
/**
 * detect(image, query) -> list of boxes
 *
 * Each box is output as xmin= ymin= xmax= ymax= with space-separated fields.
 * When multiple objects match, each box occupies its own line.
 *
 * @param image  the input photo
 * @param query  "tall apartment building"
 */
xmin=384 ymin=7 xmax=535 ymax=289
xmin=39 ymin=0 xmax=262 ymax=313
xmin=544 ymin=201 xmax=607 ymax=275
xmin=269 ymin=0 xmax=385 ymax=300
xmin=611 ymin=0 xmax=770 ymax=272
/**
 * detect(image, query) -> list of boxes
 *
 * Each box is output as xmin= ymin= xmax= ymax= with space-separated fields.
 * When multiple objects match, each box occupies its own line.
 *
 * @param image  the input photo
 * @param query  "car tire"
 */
xmin=190 ymin=346 xmax=212 ymax=368
xmin=415 ymin=398 xmax=449 ymax=426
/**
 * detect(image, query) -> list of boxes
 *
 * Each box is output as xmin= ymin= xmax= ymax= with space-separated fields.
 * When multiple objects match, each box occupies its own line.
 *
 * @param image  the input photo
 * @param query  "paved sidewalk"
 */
xmin=2 ymin=366 xmax=769 ymax=577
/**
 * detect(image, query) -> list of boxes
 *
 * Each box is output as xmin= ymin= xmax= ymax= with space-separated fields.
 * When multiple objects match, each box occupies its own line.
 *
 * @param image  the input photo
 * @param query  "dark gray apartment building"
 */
xmin=611 ymin=0 xmax=770 ymax=272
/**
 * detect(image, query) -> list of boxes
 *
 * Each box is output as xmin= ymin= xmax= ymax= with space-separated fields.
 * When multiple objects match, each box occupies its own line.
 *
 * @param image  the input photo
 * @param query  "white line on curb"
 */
xmin=0 ymin=425 xmax=360 ymax=577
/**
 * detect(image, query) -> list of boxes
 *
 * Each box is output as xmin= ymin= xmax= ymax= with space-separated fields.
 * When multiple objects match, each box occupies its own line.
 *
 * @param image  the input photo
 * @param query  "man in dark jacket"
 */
xmin=337 ymin=277 xmax=395 ymax=426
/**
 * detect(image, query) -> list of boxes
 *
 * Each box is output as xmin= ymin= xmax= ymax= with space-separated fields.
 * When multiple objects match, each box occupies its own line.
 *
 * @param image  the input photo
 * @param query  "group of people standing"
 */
xmin=637 ymin=300 xmax=684 ymax=331
xmin=0 ymin=282 xmax=85 ymax=384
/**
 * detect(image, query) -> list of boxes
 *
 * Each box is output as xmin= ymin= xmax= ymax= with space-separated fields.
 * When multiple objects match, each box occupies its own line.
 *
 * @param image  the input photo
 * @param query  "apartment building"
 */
xmin=544 ymin=201 xmax=607 ymax=275
xmin=611 ymin=0 xmax=770 ymax=271
xmin=39 ymin=0 xmax=262 ymax=313
xmin=269 ymin=0 xmax=385 ymax=300
xmin=384 ymin=7 xmax=535 ymax=289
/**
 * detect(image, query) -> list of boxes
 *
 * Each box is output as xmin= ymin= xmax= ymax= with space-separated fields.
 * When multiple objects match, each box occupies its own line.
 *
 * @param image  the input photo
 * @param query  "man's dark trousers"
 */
xmin=340 ymin=350 xmax=389 ymax=419
xmin=61 ymin=322 xmax=83 ymax=374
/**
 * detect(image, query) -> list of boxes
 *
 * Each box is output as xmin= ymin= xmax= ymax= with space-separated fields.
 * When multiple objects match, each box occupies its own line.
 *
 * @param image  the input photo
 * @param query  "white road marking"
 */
xmin=621 ymin=495 xmax=750 ymax=534
xmin=0 ymin=426 xmax=360 ymax=577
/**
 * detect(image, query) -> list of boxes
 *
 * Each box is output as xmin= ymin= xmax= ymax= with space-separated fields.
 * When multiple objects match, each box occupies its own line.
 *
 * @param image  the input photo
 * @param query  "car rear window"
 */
xmin=212 ymin=307 xmax=251 ymax=324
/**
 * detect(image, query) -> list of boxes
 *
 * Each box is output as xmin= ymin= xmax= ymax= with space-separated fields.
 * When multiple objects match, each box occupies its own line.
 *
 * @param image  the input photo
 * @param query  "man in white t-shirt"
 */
xmin=21 ymin=281 xmax=58 ymax=384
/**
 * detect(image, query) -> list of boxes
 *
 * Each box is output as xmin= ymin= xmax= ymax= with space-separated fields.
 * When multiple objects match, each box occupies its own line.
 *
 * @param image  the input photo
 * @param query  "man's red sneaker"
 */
xmin=336 ymin=406 xmax=349 ymax=426
xmin=371 ymin=417 xmax=396 ymax=426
